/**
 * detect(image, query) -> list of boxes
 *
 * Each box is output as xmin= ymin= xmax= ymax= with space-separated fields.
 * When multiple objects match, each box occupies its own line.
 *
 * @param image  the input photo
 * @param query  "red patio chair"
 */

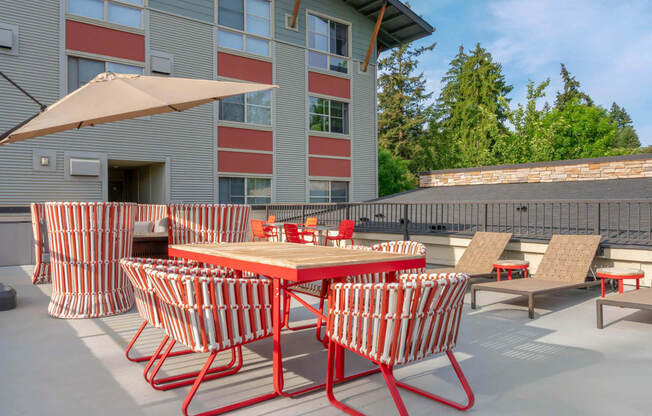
xmin=252 ymin=219 xmax=275 ymax=241
xmin=30 ymin=203 xmax=50 ymax=284
xmin=146 ymin=266 xmax=275 ymax=415
xmin=45 ymin=202 xmax=135 ymax=318
xmin=325 ymin=272 xmax=474 ymax=415
xmin=324 ymin=219 xmax=355 ymax=247
xmin=264 ymin=215 xmax=279 ymax=241
xmin=299 ymin=216 xmax=319 ymax=243
xmin=284 ymin=223 xmax=311 ymax=244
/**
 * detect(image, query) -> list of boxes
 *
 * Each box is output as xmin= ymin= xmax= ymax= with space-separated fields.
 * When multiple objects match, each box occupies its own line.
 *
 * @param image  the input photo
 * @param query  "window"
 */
xmin=219 ymin=90 xmax=271 ymax=125
xmin=308 ymin=13 xmax=349 ymax=74
xmin=219 ymin=177 xmax=271 ymax=204
xmin=68 ymin=0 xmax=144 ymax=29
xmin=309 ymin=96 xmax=349 ymax=134
xmin=310 ymin=181 xmax=348 ymax=203
xmin=67 ymin=56 xmax=142 ymax=92
xmin=218 ymin=0 xmax=271 ymax=57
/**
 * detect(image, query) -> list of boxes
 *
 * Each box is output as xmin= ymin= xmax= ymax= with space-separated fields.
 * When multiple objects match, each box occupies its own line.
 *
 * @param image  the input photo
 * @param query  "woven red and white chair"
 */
xmin=145 ymin=266 xmax=276 ymax=415
xmin=346 ymin=241 xmax=427 ymax=284
xmin=168 ymin=204 xmax=250 ymax=245
xmin=325 ymin=272 xmax=474 ymax=415
xmin=45 ymin=202 xmax=135 ymax=319
xmin=30 ymin=203 xmax=50 ymax=284
xmin=120 ymin=257 xmax=199 ymax=363
xmin=136 ymin=204 xmax=167 ymax=224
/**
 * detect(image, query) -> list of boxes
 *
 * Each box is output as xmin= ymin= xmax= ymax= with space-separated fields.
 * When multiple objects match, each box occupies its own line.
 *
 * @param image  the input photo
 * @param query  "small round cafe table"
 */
xmin=596 ymin=267 xmax=645 ymax=298
xmin=493 ymin=260 xmax=530 ymax=281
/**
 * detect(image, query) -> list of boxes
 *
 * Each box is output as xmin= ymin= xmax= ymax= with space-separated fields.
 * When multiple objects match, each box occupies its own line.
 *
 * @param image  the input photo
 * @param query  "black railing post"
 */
xmin=346 ymin=204 xmax=351 ymax=220
xmin=265 ymin=205 xmax=269 ymax=219
xmin=482 ymin=203 xmax=488 ymax=232
xmin=301 ymin=205 xmax=305 ymax=223
xmin=594 ymin=202 xmax=601 ymax=236
xmin=403 ymin=204 xmax=410 ymax=241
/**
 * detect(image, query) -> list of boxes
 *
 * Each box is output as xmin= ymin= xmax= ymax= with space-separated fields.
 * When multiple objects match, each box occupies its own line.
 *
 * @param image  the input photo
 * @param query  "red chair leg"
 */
xmin=182 ymin=350 xmax=278 ymax=416
xmin=394 ymin=351 xmax=475 ymax=411
xmin=325 ymin=339 xmax=365 ymax=416
xmin=126 ymin=320 xmax=194 ymax=363
xmin=379 ymin=365 xmax=409 ymax=416
xmin=148 ymin=340 xmax=243 ymax=391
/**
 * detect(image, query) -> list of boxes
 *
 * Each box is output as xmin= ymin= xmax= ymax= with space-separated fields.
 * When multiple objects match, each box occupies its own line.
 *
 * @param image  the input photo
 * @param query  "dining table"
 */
xmin=167 ymin=241 xmax=426 ymax=406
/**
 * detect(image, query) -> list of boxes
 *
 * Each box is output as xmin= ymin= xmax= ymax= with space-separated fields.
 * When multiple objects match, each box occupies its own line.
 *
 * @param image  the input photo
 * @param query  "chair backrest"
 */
xmin=267 ymin=215 xmax=276 ymax=223
xmin=30 ymin=203 xmax=50 ymax=284
xmin=251 ymin=219 xmax=268 ymax=239
xmin=373 ymin=240 xmax=427 ymax=275
xmin=283 ymin=223 xmax=304 ymax=243
xmin=455 ymin=232 xmax=512 ymax=275
xmin=45 ymin=202 xmax=135 ymax=318
xmin=534 ymin=235 xmax=601 ymax=282
xmin=327 ymin=272 xmax=470 ymax=366
xmin=168 ymin=204 xmax=250 ymax=245
xmin=146 ymin=266 xmax=273 ymax=353
xmin=136 ymin=204 xmax=167 ymax=223
xmin=338 ymin=219 xmax=355 ymax=238
xmin=120 ymin=257 xmax=197 ymax=327
xmin=305 ymin=217 xmax=318 ymax=227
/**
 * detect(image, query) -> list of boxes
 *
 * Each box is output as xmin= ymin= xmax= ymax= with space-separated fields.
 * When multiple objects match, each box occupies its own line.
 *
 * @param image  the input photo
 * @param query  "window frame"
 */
xmin=218 ymin=0 xmax=272 ymax=58
xmin=309 ymin=180 xmax=349 ymax=203
xmin=66 ymin=0 xmax=144 ymax=29
xmin=308 ymin=95 xmax=349 ymax=135
xmin=306 ymin=10 xmax=352 ymax=74
xmin=219 ymin=176 xmax=272 ymax=205
xmin=67 ymin=55 xmax=144 ymax=93
xmin=218 ymin=89 xmax=272 ymax=126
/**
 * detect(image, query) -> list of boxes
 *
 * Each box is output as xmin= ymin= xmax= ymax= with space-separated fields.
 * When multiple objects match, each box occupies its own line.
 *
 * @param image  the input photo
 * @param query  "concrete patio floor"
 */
xmin=1 ymin=265 xmax=651 ymax=416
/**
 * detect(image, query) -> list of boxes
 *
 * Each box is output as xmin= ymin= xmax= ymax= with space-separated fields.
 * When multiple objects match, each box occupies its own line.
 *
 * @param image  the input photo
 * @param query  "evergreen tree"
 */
xmin=608 ymin=103 xmax=640 ymax=148
xmin=377 ymin=41 xmax=436 ymax=174
xmin=554 ymin=64 xmax=593 ymax=110
xmin=435 ymin=44 xmax=513 ymax=168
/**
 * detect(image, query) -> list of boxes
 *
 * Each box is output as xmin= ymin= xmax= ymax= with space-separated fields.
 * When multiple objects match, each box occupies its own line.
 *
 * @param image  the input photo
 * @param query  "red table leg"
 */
xmin=636 ymin=278 xmax=640 ymax=290
xmin=272 ymin=278 xmax=284 ymax=394
xmin=508 ymin=269 xmax=512 ymax=281
xmin=496 ymin=267 xmax=501 ymax=282
xmin=601 ymin=278 xmax=605 ymax=298
xmin=619 ymin=279 xmax=624 ymax=294
xmin=523 ymin=268 xmax=528 ymax=279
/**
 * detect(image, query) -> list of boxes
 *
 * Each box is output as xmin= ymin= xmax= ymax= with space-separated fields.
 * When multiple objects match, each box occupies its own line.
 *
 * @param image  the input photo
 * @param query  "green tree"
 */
xmin=435 ymin=44 xmax=513 ymax=168
xmin=377 ymin=41 xmax=436 ymax=174
xmin=608 ymin=103 xmax=640 ymax=148
xmin=554 ymin=64 xmax=593 ymax=110
xmin=377 ymin=147 xmax=416 ymax=197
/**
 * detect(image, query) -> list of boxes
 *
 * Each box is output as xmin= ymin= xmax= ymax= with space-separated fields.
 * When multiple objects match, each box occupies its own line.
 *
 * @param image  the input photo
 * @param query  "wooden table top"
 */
xmin=168 ymin=242 xmax=425 ymax=281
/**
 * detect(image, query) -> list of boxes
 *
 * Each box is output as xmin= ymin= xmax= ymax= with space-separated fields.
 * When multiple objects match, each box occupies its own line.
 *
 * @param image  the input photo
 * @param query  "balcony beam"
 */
xmin=362 ymin=1 xmax=387 ymax=72
xmin=291 ymin=0 xmax=301 ymax=28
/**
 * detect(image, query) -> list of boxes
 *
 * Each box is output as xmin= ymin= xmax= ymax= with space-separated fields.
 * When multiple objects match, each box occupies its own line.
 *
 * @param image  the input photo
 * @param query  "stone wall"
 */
xmin=420 ymin=155 xmax=652 ymax=187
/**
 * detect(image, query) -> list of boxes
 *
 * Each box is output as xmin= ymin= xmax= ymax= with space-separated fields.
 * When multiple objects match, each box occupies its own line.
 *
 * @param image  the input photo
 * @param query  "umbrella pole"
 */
xmin=0 ymin=71 xmax=47 ymax=142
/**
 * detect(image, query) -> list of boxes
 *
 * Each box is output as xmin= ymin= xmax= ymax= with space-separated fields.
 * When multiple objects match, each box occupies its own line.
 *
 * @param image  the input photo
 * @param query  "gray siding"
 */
xmin=352 ymin=64 xmax=377 ymax=201
xmin=149 ymin=0 xmax=214 ymax=23
xmin=274 ymin=0 xmax=376 ymax=61
xmin=274 ymin=42 xmax=306 ymax=202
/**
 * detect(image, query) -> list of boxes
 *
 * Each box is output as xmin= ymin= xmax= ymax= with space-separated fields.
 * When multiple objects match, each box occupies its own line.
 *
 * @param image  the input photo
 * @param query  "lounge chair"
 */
xmin=596 ymin=288 xmax=652 ymax=329
xmin=430 ymin=231 xmax=512 ymax=278
xmin=471 ymin=235 xmax=601 ymax=319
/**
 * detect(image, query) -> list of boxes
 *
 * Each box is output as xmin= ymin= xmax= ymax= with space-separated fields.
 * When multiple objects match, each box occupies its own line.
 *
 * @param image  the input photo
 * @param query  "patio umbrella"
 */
xmin=0 ymin=72 xmax=277 ymax=145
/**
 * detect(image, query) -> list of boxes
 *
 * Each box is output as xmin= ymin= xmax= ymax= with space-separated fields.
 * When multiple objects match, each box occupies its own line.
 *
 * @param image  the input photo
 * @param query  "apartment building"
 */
xmin=0 ymin=0 xmax=432 ymax=205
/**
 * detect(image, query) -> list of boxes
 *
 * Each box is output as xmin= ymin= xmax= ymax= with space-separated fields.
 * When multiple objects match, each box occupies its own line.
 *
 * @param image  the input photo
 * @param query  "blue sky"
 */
xmin=404 ymin=0 xmax=652 ymax=146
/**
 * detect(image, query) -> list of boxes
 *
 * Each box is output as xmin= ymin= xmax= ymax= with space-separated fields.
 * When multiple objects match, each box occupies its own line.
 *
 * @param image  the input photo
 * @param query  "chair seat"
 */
xmin=495 ymin=260 xmax=529 ymax=267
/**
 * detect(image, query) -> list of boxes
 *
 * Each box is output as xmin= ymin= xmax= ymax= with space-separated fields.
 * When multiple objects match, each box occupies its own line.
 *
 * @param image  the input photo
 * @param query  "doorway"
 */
xmin=108 ymin=160 xmax=166 ymax=204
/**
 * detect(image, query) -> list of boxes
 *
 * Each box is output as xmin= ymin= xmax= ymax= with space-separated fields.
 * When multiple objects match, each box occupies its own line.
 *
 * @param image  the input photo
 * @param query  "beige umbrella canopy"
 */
xmin=0 ymin=72 xmax=278 ymax=145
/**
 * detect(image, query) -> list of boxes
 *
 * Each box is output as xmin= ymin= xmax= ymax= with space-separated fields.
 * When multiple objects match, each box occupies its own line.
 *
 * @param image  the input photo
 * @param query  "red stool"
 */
xmin=596 ymin=267 xmax=645 ymax=297
xmin=493 ymin=260 xmax=529 ymax=281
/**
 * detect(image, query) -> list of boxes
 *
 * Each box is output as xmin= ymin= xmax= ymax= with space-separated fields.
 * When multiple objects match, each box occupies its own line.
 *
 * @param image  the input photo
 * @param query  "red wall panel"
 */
xmin=218 ymin=52 xmax=273 ymax=84
xmin=309 ymin=157 xmax=350 ymax=177
xmin=308 ymin=72 xmax=350 ymax=99
xmin=309 ymin=136 xmax=350 ymax=157
xmin=66 ymin=20 xmax=145 ymax=62
xmin=218 ymin=126 xmax=273 ymax=151
xmin=219 ymin=151 xmax=273 ymax=174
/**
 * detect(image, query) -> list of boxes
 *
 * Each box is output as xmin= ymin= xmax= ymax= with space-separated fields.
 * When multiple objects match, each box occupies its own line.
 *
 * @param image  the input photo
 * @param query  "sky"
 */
xmin=403 ymin=0 xmax=652 ymax=146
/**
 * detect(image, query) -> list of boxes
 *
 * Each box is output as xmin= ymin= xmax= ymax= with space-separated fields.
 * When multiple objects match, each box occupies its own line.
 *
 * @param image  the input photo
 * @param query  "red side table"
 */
xmin=493 ymin=260 xmax=530 ymax=282
xmin=596 ymin=267 xmax=645 ymax=297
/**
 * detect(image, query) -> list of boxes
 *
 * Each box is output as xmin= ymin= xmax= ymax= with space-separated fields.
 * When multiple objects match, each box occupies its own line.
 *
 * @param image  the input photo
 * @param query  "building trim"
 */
xmin=217 ymin=120 xmax=273 ymax=131
xmin=65 ymin=49 xmax=146 ymax=67
xmin=65 ymin=13 xmax=145 ymax=35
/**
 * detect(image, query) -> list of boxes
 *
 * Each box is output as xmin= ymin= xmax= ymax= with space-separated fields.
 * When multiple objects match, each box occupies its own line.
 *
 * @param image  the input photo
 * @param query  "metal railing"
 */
xmin=265 ymin=200 xmax=652 ymax=247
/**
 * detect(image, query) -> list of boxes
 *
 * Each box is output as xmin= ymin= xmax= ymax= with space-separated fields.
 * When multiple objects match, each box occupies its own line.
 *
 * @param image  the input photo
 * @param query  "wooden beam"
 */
xmin=362 ymin=2 xmax=387 ymax=72
xmin=291 ymin=0 xmax=301 ymax=28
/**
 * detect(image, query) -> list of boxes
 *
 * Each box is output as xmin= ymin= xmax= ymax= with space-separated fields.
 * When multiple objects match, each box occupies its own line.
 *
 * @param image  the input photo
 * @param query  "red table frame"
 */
xmin=168 ymin=244 xmax=425 ymax=413
xmin=596 ymin=271 xmax=645 ymax=298
xmin=493 ymin=263 xmax=529 ymax=281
